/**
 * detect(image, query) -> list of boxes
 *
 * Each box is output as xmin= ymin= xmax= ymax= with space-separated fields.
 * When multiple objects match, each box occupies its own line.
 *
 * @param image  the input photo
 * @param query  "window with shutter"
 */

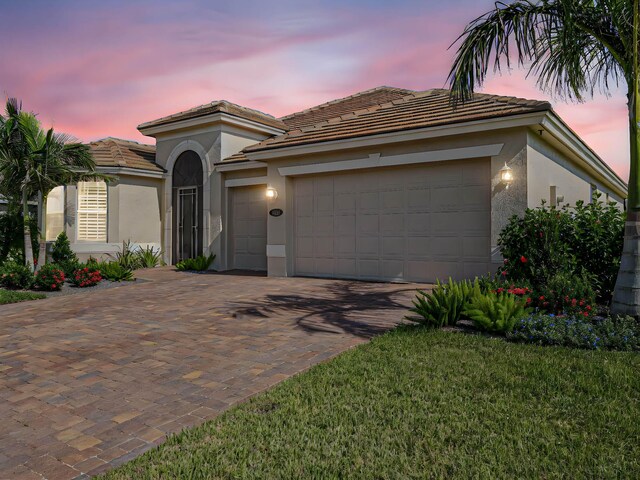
xmin=77 ymin=181 xmax=107 ymax=241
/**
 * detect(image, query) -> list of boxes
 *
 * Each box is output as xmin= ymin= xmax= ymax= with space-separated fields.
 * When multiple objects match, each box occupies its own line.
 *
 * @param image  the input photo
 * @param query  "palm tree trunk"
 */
xmin=36 ymin=191 xmax=47 ymax=272
xmin=612 ymin=0 xmax=640 ymax=317
xmin=22 ymin=189 xmax=35 ymax=271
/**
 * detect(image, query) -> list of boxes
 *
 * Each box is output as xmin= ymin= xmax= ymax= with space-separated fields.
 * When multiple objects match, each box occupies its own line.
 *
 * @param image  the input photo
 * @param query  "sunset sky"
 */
xmin=0 ymin=0 xmax=630 ymax=179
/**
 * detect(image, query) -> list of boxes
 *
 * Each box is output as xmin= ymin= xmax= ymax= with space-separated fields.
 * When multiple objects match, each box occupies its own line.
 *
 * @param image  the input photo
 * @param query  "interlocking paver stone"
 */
xmin=0 ymin=268 xmax=426 ymax=479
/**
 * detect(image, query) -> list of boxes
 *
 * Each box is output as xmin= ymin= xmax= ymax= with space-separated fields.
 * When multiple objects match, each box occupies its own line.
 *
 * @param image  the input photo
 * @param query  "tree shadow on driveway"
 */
xmin=231 ymin=281 xmax=420 ymax=339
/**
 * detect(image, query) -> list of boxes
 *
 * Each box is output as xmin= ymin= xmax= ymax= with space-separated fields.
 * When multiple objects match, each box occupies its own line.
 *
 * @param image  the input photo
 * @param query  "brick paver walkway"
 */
xmin=0 ymin=268 xmax=426 ymax=479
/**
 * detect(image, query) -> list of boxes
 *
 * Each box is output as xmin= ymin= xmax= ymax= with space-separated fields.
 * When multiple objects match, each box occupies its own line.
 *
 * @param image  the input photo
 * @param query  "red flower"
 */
xmin=586 ymin=305 xmax=592 ymax=311
xmin=501 ymin=271 xmax=507 ymax=276
xmin=520 ymin=256 xmax=528 ymax=263
xmin=583 ymin=311 xmax=589 ymax=317
xmin=571 ymin=298 xmax=577 ymax=307
xmin=539 ymin=295 xmax=545 ymax=301
xmin=526 ymin=297 xmax=532 ymax=304
xmin=51 ymin=284 xmax=56 ymax=289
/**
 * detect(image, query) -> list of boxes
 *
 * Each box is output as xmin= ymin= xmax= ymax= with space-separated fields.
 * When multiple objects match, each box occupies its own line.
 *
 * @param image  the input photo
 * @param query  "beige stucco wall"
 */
xmin=116 ymin=177 xmax=163 ymax=248
xmin=152 ymin=121 xmax=273 ymax=267
xmin=61 ymin=176 xmax=163 ymax=261
xmin=526 ymin=132 xmax=624 ymax=207
xmin=251 ymin=128 xmax=529 ymax=277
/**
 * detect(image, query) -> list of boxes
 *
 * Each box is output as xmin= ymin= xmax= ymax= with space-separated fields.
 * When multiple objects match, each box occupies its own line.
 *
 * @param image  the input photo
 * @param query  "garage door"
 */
xmin=293 ymin=159 xmax=491 ymax=282
xmin=230 ymin=185 xmax=267 ymax=271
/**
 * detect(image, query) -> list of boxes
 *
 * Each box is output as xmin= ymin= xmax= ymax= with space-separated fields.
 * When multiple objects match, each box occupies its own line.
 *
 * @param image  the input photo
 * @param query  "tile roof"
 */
xmin=138 ymin=100 xmax=287 ymax=131
xmin=89 ymin=138 xmax=164 ymax=173
xmin=280 ymin=86 xmax=415 ymax=129
xmin=243 ymin=89 xmax=551 ymax=154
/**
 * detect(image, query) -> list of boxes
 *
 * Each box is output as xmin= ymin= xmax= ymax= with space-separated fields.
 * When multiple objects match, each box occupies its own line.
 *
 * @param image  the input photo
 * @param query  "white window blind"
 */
xmin=77 ymin=181 xmax=107 ymax=241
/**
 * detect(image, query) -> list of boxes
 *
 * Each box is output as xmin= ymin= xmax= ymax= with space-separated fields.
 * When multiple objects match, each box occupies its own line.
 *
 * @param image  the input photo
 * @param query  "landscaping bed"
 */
xmin=100 ymin=327 xmax=640 ymax=479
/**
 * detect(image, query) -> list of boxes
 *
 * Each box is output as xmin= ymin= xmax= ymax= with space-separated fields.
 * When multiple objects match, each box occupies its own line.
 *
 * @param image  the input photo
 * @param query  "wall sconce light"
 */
xmin=499 ymin=163 xmax=514 ymax=189
xmin=266 ymin=187 xmax=278 ymax=200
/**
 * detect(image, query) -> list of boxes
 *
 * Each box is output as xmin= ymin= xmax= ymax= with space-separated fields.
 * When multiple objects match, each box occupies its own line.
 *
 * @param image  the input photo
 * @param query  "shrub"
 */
xmin=0 ymin=261 xmax=34 ymax=290
xmin=135 ymin=246 xmax=163 ymax=268
xmin=176 ymin=254 xmax=216 ymax=272
xmin=33 ymin=263 xmax=65 ymax=291
xmin=533 ymin=271 xmax=596 ymax=317
xmin=509 ymin=313 xmax=640 ymax=351
xmin=408 ymin=278 xmax=477 ymax=327
xmin=0 ymin=200 xmax=39 ymax=264
xmin=498 ymin=194 xmax=624 ymax=302
xmin=51 ymin=231 xmax=78 ymax=265
xmin=55 ymin=260 xmax=81 ymax=278
xmin=112 ymin=240 xmax=140 ymax=270
xmin=94 ymin=261 xmax=134 ymax=282
xmin=71 ymin=266 xmax=102 ymax=288
xmin=463 ymin=291 xmax=531 ymax=333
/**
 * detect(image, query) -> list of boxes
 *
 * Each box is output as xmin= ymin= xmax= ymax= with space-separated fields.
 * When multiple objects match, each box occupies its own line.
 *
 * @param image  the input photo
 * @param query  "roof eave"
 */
xmin=96 ymin=166 xmax=166 ymax=178
xmin=244 ymin=110 xmax=549 ymax=160
xmin=138 ymin=111 xmax=286 ymax=138
xmin=540 ymin=110 xmax=627 ymax=197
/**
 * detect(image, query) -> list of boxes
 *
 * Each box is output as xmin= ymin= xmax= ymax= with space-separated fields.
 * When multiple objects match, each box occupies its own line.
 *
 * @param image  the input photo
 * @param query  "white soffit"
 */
xmin=278 ymin=144 xmax=504 ymax=177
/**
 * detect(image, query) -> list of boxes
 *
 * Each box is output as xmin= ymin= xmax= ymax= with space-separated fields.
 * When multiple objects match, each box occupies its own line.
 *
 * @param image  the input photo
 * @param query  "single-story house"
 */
xmin=46 ymin=86 xmax=626 ymax=282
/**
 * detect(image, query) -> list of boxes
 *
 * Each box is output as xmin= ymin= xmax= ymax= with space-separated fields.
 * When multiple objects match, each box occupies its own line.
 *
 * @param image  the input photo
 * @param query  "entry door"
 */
xmin=178 ymin=187 xmax=198 ymax=262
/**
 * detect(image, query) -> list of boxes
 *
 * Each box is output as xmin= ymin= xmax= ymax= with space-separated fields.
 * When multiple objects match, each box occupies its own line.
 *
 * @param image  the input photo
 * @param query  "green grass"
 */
xmin=0 ymin=289 xmax=45 ymax=305
xmin=102 ymin=328 xmax=640 ymax=479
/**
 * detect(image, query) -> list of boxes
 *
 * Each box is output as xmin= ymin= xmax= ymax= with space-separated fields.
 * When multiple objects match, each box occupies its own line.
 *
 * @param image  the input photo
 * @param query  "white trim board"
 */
xmin=277 ymin=144 xmax=504 ymax=177
xmin=215 ymin=160 xmax=267 ymax=172
xmin=225 ymin=176 xmax=268 ymax=188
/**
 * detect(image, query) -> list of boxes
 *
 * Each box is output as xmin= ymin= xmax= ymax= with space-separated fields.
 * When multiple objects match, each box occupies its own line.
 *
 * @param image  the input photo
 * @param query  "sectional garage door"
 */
xmin=293 ymin=159 xmax=491 ymax=282
xmin=230 ymin=185 xmax=267 ymax=271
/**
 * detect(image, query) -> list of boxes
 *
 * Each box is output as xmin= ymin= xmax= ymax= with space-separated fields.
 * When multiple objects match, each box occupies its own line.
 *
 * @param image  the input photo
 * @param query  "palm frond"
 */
xmin=448 ymin=0 xmax=632 ymax=103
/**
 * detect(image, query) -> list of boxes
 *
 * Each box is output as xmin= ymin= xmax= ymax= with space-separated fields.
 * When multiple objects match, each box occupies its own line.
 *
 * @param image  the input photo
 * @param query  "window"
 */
xmin=46 ymin=186 xmax=65 ymax=241
xmin=77 ymin=181 xmax=107 ymax=241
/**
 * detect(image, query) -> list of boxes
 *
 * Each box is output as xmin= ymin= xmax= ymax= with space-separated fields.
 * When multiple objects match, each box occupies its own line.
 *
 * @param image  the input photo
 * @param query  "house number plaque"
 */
xmin=269 ymin=208 xmax=284 ymax=217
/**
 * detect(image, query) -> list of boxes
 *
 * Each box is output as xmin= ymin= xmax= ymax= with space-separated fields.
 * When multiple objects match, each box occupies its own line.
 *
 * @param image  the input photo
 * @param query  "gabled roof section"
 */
xmin=244 ymin=89 xmax=551 ymax=154
xmin=138 ymin=100 xmax=287 ymax=131
xmin=89 ymin=138 xmax=164 ymax=173
xmin=280 ymin=86 xmax=415 ymax=129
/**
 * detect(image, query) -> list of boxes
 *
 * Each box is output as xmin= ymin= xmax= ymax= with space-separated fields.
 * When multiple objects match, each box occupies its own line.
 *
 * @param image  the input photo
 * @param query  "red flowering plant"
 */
xmin=71 ymin=266 xmax=102 ymax=288
xmin=33 ymin=263 xmax=65 ymax=291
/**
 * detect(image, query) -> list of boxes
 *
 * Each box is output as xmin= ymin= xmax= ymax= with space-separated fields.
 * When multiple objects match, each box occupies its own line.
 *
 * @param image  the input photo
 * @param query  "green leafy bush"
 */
xmin=92 ymin=261 xmax=134 ymax=282
xmin=176 ymin=254 xmax=216 ymax=272
xmin=33 ymin=263 xmax=65 ymax=291
xmin=135 ymin=246 xmax=163 ymax=268
xmin=533 ymin=271 xmax=596 ymax=317
xmin=0 ymin=261 xmax=34 ymax=289
xmin=408 ymin=278 xmax=477 ymax=327
xmin=0 ymin=201 xmax=38 ymax=264
xmin=54 ymin=260 xmax=81 ymax=278
xmin=51 ymin=231 xmax=78 ymax=265
xmin=499 ymin=194 xmax=624 ymax=302
xmin=509 ymin=313 xmax=640 ymax=351
xmin=112 ymin=240 xmax=140 ymax=270
xmin=463 ymin=291 xmax=531 ymax=333
xmin=71 ymin=266 xmax=102 ymax=288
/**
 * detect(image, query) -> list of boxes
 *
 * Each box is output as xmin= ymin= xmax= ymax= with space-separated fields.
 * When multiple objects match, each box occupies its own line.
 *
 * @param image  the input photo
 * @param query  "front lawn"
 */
xmin=102 ymin=328 xmax=640 ymax=479
xmin=0 ymin=289 xmax=45 ymax=305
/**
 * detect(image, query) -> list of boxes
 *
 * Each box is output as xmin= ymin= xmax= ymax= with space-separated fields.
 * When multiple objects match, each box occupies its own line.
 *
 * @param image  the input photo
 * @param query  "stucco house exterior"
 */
xmin=47 ymin=86 xmax=626 ymax=282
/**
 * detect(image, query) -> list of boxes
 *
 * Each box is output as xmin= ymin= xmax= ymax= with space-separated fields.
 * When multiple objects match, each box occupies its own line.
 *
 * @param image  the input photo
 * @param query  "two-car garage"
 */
xmin=291 ymin=159 xmax=492 ymax=283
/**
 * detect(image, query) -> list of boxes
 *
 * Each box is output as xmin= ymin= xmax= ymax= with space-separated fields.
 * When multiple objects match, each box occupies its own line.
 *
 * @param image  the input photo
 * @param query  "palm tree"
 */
xmin=0 ymin=98 xmax=105 ymax=270
xmin=448 ymin=0 xmax=638 ymax=316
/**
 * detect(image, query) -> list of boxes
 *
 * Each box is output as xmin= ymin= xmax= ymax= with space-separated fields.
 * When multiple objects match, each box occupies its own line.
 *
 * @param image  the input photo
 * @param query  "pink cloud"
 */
xmin=0 ymin=1 xmax=630 ymax=181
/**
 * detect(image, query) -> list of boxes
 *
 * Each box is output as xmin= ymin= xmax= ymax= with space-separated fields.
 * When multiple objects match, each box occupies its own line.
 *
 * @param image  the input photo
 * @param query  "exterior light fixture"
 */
xmin=499 ymin=163 xmax=514 ymax=189
xmin=266 ymin=187 xmax=278 ymax=200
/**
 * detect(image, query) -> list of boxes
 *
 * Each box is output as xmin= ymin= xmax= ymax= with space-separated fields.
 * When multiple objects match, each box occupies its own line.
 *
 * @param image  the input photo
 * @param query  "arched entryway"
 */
xmin=172 ymin=151 xmax=203 ymax=263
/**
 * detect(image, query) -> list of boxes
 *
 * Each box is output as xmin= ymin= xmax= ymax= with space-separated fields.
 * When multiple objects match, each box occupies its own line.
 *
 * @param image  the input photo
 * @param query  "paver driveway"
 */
xmin=0 ymin=268 xmax=426 ymax=479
